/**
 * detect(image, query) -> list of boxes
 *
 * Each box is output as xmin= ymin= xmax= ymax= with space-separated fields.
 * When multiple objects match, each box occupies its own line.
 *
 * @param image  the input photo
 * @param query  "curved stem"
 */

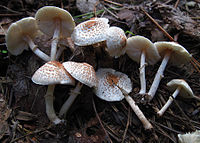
xmin=59 ymin=82 xmax=83 ymax=117
xmin=139 ymin=50 xmax=146 ymax=95
xmin=51 ymin=19 xmax=61 ymax=61
xmin=148 ymin=50 xmax=171 ymax=101
xmin=25 ymin=36 xmax=50 ymax=61
xmin=157 ymin=86 xmax=181 ymax=116
xmin=193 ymin=95 xmax=200 ymax=102
xmin=56 ymin=46 xmax=65 ymax=60
xmin=124 ymin=95 xmax=153 ymax=130
xmin=45 ymin=85 xmax=62 ymax=124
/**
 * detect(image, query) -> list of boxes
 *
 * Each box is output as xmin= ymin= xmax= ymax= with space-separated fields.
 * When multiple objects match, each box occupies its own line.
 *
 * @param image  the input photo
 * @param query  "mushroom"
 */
xmin=157 ymin=79 xmax=199 ymax=116
xmin=59 ymin=61 xmax=97 ymax=117
xmin=178 ymin=130 xmax=200 ymax=143
xmin=5 ymin=17 xmax=50 ymax=61
xmin=32 ymin=61 xmax=75 ymax=124
xmin=71 ymin=17 xmax=109 ymax=46
xmin=105 ymin=26 xmax=127 ymax=58
xmin=94 ymin=68 xmax=153 ymax=130
xmin=148 ymin=42 xmax=192 ymax=101
xmin=35 ymin=6 xmax=75 ymax=61
xmin=125 ymin=36 xmax=161 ymax=95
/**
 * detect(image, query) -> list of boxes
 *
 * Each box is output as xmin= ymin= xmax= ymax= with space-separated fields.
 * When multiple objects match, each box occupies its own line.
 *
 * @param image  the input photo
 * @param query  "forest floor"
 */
xmin=0 ymin=0 xmax=200 ymax=142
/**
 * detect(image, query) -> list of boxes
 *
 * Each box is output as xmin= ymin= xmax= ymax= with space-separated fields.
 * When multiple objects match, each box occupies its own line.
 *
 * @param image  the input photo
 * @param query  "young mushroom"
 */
xmin=157 ymin=79 xmax=198 ymax=116
xmin=148 ymin=42 xmax=192 ymax=101
xmin=6 ymin=17 xmax=50 ymax=61
xmin=59 ymin=61 xmax=97 ymax=117
xmin=32 ymin=61 xmax=75 ymax=124
xmin=35 ymin=6 xmax=75 ymax=61
xmin=105 ymin=26 xmax=127 ymax=58
xmin=125 ymin=36 xmax=161 ymax=95
xmin=94 ymin=68 xmax=153 ymax=130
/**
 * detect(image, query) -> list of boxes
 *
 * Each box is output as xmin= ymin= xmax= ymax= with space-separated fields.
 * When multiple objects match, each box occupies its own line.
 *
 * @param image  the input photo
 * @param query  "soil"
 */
xmin=0 ymin=0 xmax=200 ymax=143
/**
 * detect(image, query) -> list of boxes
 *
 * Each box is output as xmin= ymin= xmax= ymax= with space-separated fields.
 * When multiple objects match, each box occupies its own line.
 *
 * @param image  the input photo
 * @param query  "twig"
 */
xmin=104 ymin=0 xmax=123 ymax=7
xmin=92 ymin=97 xmax=113 ymax=143
xmin=121 ymin=107 xmax=130 ymax=143
xmin=174 ymin=0 xmax=180 ymax=8
xmin=103 ymin=6 xmax=119 ymax=19
xmin=0 ymin=5 xmax=22 ymax=14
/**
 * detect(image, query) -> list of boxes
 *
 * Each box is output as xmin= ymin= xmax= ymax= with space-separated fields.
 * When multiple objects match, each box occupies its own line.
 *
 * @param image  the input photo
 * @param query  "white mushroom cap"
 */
xmin=155 ymin=41 xmax=192 ymax=66
xmin=167 ymin=79 xmax=194 ymax=98
xmin=71 ymin=17 xmax=109 ymax=46
xmin=35 ymin=6 xmax=75 ymax=38
xmin=62 ymin=61 xmax=97 ymax=87
xmin=178 ymin=130 xmax=200 ymax=143
xmin=6 ymin=17 xmax=40 ymax=55
xmin=105 ymin=26 xmax=127 ymax=58
xmin=32 ymin=61 xmax=75 ymax=85
xmin=126 ymin=35 xmax=161 ymax=65
xmin=94 ymin=68 xmax=132 ymax=101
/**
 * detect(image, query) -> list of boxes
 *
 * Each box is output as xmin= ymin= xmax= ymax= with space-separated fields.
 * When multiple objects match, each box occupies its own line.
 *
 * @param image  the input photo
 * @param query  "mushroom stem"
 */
xmin=193 ymin=96 xmax=200 ymax=102
xmin=139 ymin=50 xmax=146 ymax=95
xmin=59 ymin=82 xmax=83 ymax=117
xmin=124 ymin=95 xmax=153 ymax=130
xmin=51 ymin=19 xmax=61 ymax=60
xmin=157 ymin=86 xmax=181 ymax=116
xmin=67 ymin=37 xmax=75 ymax=52
xmin=56 ymin=46 xmax=65 ymax=60
xmin=45 ymin=85 xmax=62 ymax=124
xmin=24 ymin=36 xmax=50 ymax=61
xmin=148 ymin=50 xmax=172 ymax=101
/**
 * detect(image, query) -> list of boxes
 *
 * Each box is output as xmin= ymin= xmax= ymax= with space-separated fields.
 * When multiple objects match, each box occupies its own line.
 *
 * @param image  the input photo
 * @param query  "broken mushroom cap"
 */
xmin=178 ymin=130 xmax=200 ymax=143
xmin=105 ymin=26 xmax=127 ymax=58
xmin=167 ymin=79 xmax=194 ymax=98
xmin=155 ymin=41 xmax=192 ymax=66
xmin=62 ymin=61 xmax=97 ymax=87
xmin=94 ymin=68 xmax=132 ymax=101
xmin=6 ymin=17 xmax=40 ymax=55
xmin=32 ymin=61 xmax=75 ymax=85
xmin=126 ymin=35 xmax=161 ymax=65
xmin=71 ymin=17 xmax=109 ymax=46
xmin=35 ymin=6 xmax=75 ymax=38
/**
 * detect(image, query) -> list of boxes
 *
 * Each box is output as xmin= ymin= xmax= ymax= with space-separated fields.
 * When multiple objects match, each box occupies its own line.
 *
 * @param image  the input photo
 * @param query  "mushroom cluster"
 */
xmin=6 ymin=5 xmax=198 ymax=132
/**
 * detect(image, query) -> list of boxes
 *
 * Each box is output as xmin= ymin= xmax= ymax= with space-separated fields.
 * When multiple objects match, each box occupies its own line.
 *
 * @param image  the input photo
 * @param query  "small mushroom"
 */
xmin=178 ymin=130 xmax=200 ymax=143
xmin=157 ymin=79 xmax=198 ymax=116
xmin=105 ymin=26 xmax=127 ymax=58
xmin=59 ymin=61 xmax=97 ymax=117
xmin=32 ymin=61 xmax=75 ymax=124
xmin=35 ymin=6 xmax=75 ymax=60
xmin=126 ymin=36 xmax=161 ymax=95
xmin=148 ymin=42 xmax=192 ymax=101
xmin=6 ymin=17 xmax=50 ymax=61
xmin=94 ymin=68 xmax=153 ymax=130
xmin=71 ymin=17 xmax=109 ymax=46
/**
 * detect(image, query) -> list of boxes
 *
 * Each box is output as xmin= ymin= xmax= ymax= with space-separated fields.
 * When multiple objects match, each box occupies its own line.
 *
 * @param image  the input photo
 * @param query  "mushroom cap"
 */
xmin=35 ymin=6 xmax=75 ymax=38
xmin=71 ymin=17 xmax=109 ymax=46
xmin=32 ymin=61 xmax=75 ymax=85
xmin=178 ymin=130 xmax=200 ymax=143
xmin=94 ymin=68 xmax=132 ymax=102
xmin=62 ymin=61 xmax=97 ymax=87
xmin=105 ymin=26 xmax=127 ymax=58
xmin=6 ymin=17 xmax=39 ymax=55
xmin=155 ymin=41 xmax=192 ymax=66
xmin=126 ymin=35 xmax=161 ymax=65
xmin=167 ymin=79 xmax=194 ymax=98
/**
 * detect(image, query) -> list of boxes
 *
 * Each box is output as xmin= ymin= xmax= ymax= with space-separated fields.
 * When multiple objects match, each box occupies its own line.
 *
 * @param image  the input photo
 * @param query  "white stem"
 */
xmin=67 ymin=37 xmax=75 ymax=52
xmin=25 ymin=36 xmax=50 ymax=61
xmin=124 ymin=95 xmax=153 ymax=130
xmin=45 ymin=85 xmax=62 ymax=124
xmin=59 ymin=82 xmax=83 ymax=117
xmin=157 ymin=86 xmax=181 ymax=116
xmin=193 ymin=95 xmax=200 ymax=102
xmin=148 ymin=50 xmax=171 ymax=101
xmin=51 ymin=19 xmax=61 ymax=61
xmin=56 ymin=46 xmax=65 ymax=60
xmin=139 ymin=50 xmax=146 ymax=95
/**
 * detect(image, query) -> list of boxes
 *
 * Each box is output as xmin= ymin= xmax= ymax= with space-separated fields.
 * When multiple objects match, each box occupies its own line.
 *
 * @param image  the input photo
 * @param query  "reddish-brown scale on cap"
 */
xmin=106 ymin=73 xmax=119 ymax=87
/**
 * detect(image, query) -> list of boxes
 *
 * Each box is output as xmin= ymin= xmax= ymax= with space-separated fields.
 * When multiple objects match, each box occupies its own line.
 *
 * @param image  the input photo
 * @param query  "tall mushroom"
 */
xmin=59 ymin=61 xmax=97 ymax=117
xmin=148 ymin=42 xmax=192 ymax=101
xmin=157 ymin=79 xmax=199 ymax=116
xmin=94 ymin=68 xmax=153 ymax=130
xmin=105 ymin=26 xmax=127 ymax=58
xmin=6 ymin=17 xmax=50 ymax=61
xmin=32 ymin=61 xmax=75 ymax=124
xmin=35 ymin=6 xmax=75 ymax=61
xmin=125 ymin=36 xmax=161 ymax=95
